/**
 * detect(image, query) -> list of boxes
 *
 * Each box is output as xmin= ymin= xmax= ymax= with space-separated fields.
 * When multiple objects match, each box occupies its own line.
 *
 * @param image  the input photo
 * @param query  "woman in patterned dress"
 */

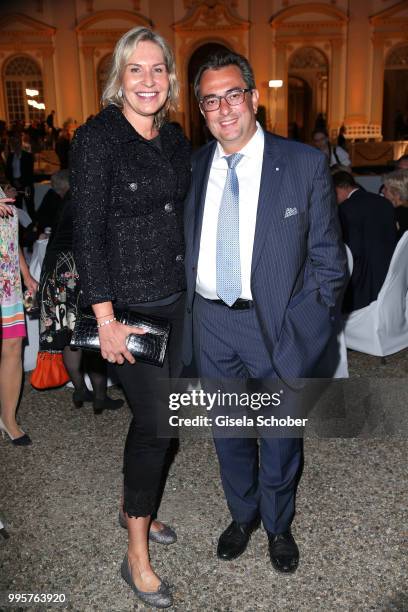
xmin=0 ymin=195 xmax=37 ymax=445
xmin=38 ymin=192 xmax=124 ymax=413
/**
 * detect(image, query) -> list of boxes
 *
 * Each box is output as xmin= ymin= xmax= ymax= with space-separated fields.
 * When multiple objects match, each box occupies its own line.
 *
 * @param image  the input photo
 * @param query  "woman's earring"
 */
xmin=118 ymin=88 xmax=123 ymax=98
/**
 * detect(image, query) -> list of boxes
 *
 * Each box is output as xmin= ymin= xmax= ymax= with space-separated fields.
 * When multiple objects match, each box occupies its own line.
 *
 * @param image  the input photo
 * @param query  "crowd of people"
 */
xmin=0 ymin=115 xmax=76 ymax=191
xmin=0 ymin=25 xmax=408 ymax=609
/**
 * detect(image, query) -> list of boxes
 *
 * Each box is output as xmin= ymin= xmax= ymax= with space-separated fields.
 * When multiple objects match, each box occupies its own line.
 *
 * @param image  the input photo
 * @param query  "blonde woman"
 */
xmin=383 ymin=169 xmax=408 ymax=239
xmin=71 ymin=27 xmax=190 ymax=608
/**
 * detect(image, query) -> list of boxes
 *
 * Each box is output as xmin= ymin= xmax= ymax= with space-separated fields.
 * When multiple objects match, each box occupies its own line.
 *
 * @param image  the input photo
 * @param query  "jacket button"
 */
xmin=164 ymin=203 xmax=173 ymax=213
xmin=176 ymin=254 xmax=184 ymax=262
xmin=187 ymin=307 xmax=192 ymax=314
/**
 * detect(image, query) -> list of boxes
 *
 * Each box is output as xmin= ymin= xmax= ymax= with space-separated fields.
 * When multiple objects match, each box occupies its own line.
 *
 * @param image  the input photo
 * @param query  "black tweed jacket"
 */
xmin=71 ymin=104 xmax=191 ymax=307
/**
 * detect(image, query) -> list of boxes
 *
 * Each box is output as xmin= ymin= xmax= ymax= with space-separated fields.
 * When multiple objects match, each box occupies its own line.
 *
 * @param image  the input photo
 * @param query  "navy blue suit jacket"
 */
xmin=183 ymin=131 xmax=347 ymax=379
xmin=338 ymin=189 xmax=397 ymax=313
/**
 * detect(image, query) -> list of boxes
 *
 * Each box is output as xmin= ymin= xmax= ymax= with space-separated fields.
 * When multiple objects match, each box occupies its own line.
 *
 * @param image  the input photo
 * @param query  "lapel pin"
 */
xmin=275 ymin=167 xmax=279 ymax=171
xmin=129 ymin=182 xmax=138 ymax=191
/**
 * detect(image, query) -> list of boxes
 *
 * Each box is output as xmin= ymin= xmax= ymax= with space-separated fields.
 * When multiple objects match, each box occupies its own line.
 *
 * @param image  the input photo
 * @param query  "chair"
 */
xmin=344 ymin=232 xmax=408 ymax=356
xmin=315 ymin=245 xmax=353 ymax=379
xmin=333 ymin=245 xmax=353 ymax=377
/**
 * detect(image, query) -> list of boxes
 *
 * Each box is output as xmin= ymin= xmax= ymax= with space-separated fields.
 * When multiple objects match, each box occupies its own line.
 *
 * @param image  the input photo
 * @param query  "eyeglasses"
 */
xmin=199 ymin=88 xmax=252 ymax=112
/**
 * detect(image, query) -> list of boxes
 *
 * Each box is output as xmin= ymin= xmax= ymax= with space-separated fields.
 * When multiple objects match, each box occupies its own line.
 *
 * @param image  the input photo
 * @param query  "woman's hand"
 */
xmin=0 ymin=199 xmax=15 ymax=217
xmin=23 ymin=273 xmax=38 ymax=296
xmin=18 ymin=248 xmax=38 ymax=295
xmin=98 ymin=320 xmax=145 ymax=365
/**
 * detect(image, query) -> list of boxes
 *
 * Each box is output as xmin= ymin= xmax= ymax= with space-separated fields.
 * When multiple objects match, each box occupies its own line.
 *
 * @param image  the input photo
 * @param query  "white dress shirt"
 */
xmin=196 ymin=122 xmax=265 ymax=300
xmin=347 ymin=187 xmax=360 ymax=199
xmin=330 ymin=145 xmax=351 ymax=167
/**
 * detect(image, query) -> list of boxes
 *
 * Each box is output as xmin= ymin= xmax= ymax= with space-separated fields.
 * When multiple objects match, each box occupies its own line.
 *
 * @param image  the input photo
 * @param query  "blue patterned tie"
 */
xmin=216 ymin=153 xmax=243 ymax=306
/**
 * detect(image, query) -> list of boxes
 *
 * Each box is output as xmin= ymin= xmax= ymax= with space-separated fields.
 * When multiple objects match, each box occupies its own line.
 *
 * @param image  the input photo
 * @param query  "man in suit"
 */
xmin=183 ymin=52 xmax=346 ymax=574
xmin=333 ymin=171 xmax=397 ymax=313
xmin=5 ymin=134 xmax=35 ymax=220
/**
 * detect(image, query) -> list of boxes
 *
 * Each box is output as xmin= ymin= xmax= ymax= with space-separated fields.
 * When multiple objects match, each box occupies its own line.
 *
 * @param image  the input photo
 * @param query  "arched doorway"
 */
xmin=288 ymin=77 xmax=311 ymax=141
xmin=288 ymin=47 xmax=328 ymax=142
xmin=382 ymin=45 xmax=408 ymax=141
xmin=188 ymin=42 xmax=231 ymax=148
xmin=3 ymin=55 xmax=44 ymax=124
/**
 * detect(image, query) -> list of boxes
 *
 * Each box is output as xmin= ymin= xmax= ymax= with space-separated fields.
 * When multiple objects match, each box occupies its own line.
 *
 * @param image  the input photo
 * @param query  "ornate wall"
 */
xmin=0 ymin=0 xmax=407 ymax=141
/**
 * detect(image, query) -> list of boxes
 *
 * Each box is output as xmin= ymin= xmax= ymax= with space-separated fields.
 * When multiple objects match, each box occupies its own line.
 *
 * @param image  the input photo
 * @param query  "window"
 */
xmin=4 ymin=56 xmax=45 ymax=124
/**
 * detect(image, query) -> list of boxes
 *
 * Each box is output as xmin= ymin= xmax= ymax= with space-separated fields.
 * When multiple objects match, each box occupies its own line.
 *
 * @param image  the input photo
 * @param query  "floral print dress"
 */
xmin=0 ymin=208 xmax=26 ymax=339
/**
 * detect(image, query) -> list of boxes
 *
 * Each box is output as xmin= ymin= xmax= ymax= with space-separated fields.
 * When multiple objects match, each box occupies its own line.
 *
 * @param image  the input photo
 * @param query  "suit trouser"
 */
xmin=193 ymin=294 xmax=302 ymax=534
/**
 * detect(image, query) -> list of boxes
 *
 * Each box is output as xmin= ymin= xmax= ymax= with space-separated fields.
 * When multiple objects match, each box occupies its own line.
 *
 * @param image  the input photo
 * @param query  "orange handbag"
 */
xmin=30 ymin=351 xmax=70 ymax=390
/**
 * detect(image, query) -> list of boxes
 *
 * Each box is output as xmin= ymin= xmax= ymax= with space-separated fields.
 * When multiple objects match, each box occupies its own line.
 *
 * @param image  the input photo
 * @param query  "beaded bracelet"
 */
xmin=97 ymin=317 xmax=116 ymax=328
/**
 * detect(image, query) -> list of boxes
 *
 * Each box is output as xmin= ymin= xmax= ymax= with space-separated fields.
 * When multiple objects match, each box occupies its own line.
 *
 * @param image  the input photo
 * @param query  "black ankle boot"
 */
xmin=93 ymin=396 xmax=124 ymax=415
xmin=72 ymin=388 xmax=94 ymax=408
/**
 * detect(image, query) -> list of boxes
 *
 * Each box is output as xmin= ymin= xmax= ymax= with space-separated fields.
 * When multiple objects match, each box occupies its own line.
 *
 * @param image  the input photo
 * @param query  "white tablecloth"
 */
xmin=29 ymin=238 xmax=48 ymax=281
xmin=34 ymin=181 xmax=51 ymax=211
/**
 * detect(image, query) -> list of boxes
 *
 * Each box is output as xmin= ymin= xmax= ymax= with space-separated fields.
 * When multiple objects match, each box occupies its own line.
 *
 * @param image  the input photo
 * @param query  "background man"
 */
xmin=183 ymin=53 xmax=346 ymax=575
xmin=35 ymin=169 xmax=70 ymax=237
xmin=333 ymin=171 xmax=397 ymax=313
xmin=5 ymin=134 xmax=35 ymax=219
xmin=312 ymin=128 xmax=351 ymax=169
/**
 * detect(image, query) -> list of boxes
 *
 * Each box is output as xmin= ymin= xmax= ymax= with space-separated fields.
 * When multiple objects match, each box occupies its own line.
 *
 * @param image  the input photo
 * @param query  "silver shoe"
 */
xmin=120 ymin=553 xmax=173 ymax=609
xmin=149 ymin=523 xmax=177 ymax=545
xmin=118 ymin=511 xmax=177 ymax=545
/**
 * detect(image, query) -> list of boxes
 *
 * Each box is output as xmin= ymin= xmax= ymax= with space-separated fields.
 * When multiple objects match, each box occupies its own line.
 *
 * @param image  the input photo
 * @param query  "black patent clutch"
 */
xmin=70 ymin=310 xmax=171 ymax=367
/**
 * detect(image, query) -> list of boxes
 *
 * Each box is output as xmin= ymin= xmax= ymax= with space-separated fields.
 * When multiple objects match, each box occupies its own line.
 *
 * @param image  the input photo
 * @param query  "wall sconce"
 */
xmin=26 ymin=88 xmax=39 ymax=97
xmin=268 ymin=80 xmax=283 ymax=89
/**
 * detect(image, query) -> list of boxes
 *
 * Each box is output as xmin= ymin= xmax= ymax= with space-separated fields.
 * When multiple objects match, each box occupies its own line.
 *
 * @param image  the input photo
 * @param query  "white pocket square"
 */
xmin=284 ymin=207 xmax=298 ymax=218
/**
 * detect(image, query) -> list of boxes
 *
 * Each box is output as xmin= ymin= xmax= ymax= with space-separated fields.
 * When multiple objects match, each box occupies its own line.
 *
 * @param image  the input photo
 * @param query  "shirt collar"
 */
xmin=213 ymin=121 xmax=264 ymax=165
xmin=347 ymin=187 xmax=360 ymax=199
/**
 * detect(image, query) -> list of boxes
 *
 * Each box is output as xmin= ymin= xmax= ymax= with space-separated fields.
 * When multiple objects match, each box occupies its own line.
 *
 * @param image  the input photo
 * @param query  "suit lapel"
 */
xmin=193 ymin=142 xmax=216 ymax=262
xmin=251 ymin=134 xmax=286 ymax=275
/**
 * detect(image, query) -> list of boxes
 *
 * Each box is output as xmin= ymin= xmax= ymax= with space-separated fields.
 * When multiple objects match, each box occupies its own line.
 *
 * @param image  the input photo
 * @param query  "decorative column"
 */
xmin=328 ymin=38 xmax=345 ymax=137
xmin=0 ymin=54 xmax=6 ymax=121
xmin=249 ymin=0 xmax=272 ymax=123
xmin=81 ymin=46 xmax=97 ymax=119
xmin=370 ymin=37 xmax=385 ymax=135
xmin=343 ymin=1 xmax=380 ymax=139
xmin=41 ymin=48 xmax=58 ymax=118
xmin=272 ymin=41 xmax=287 ymax=136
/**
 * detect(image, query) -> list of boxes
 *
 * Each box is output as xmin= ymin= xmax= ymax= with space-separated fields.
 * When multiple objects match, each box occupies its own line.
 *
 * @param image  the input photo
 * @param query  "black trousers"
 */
xmin=113 ymin=294 xmax=185 ymax=518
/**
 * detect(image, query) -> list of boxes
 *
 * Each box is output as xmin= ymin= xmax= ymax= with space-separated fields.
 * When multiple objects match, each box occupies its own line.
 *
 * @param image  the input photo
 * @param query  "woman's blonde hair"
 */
xmin=383 ymin=169 xmax=408 ymax=205
xmin=101 ymin=27 xmax=179 ymax=128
